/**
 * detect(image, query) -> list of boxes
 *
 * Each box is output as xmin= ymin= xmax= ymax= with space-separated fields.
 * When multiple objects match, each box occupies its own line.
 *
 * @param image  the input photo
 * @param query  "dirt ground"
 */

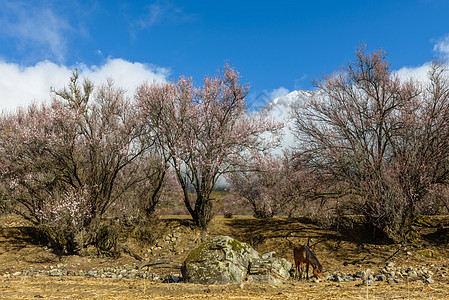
xmin=1 ymin=214 xmax=449 ymax=299
xmin=1 ymin=277 xmax=448 ymax=299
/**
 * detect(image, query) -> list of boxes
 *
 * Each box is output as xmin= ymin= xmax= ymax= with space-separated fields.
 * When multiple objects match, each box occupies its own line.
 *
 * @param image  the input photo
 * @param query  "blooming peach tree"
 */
xmin=137 ymin=64 xmax=282 ymax=228
xmin=0 ymin=71 xmax=166 ymax=252
xmin=227 ymin=150 xmax=319 ymax=219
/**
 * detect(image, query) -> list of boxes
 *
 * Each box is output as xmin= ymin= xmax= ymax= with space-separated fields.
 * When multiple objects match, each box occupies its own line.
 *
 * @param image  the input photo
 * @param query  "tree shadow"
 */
xmin=422 ymin=227 xmax=449 ymax=245
xmin=0 ymin=226 xmax=44 ymax=250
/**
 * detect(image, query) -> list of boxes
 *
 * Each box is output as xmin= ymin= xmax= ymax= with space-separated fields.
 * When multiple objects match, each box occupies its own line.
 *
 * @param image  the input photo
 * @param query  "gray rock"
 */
xmin=362 ymin=279 xmax=374 ymax=286
xmin=426 ymin=277 xmax=435 ymax=284
xmin=407 ymin=270 xmax=418 ymax=278
xmin=375 ymin=274 xmax=386 ymax=281
xmin=333 ymin=275 xmax=344 ymax=282
xmin=182 ymin=236 xmax=259 ymax=284
xmin=49 ymin=269 xmax=62 ymax=277
xmin=247 ymin=257 xmax=292 ymax=284
xmin=182 ymin=236 xmax=290 ymax=284
xmin=261 ymin=251 xmax=277 ymax=259
xmin=354 ymin=271 xmax=365 ymax=279
xmin=386 ymin=262 xmax=395 ymax=269
xmin=323 ymin=273 xmax=333 ymax=281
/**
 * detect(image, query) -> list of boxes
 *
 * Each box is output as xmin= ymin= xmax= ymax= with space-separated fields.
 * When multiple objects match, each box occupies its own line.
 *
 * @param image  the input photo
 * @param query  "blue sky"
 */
xmin=1 ymin=0 xmax=449 ymax=111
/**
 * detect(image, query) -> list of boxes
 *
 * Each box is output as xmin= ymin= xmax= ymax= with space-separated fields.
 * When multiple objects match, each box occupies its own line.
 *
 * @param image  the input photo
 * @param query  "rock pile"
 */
xmin=1 ymin=260 xmax=446 ymax=286
xmin=325 ymin=262 xmax=444 ymax=285
xmin=1 ymin=263 xmax=182 ymax=282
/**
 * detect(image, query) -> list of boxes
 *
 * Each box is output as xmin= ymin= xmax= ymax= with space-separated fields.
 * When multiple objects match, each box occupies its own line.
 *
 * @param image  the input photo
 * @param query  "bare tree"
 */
xmin=291 ymin=45 xmax=449 ymax=242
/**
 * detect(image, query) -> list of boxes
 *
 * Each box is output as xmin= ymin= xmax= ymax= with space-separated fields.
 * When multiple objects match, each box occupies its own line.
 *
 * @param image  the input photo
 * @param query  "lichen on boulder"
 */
xmin=182 ymin=235 xmax=291 ymax=284
xmin=247 ymin=257 xmax=292 ymax=284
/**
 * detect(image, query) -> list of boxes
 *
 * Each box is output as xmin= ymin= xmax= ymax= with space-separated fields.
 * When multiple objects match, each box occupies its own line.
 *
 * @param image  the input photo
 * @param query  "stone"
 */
xmin=407 ymin=270 xmax=418 ymax=278
xmin=386 ymin=262 xmax=395 ymax=269
xmin=375 ymin=274 xmax=386 ymax=281
xmin=362 ymin=279 xmax=374 ymax=286
xmin=323 ymin=273 xmax=333 ymax=281
xmin=354 ymin=271 xmax=365 ymax=279
xmin=261 ymin=251 xmax=277 ymax=259
xmin=182 ymin=236 xmax=290 ymax=284
xmin=247 ymin=257 xmax=292 ymax=284
xmin=182 ymin=236 xmax=259 ymax=284
xmin=49 ymin=269 xmax=63 ymax=277
xmin=425 ymin=277 xmax=435 ymax=284
xmin=333 ymin=275 xmax=344 ymax=282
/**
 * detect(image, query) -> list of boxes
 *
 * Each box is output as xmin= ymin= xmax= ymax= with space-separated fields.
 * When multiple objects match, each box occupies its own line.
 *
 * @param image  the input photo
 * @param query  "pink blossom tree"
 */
xmin=291 ymin=45 xmax=449 ymax=242
xmin=227 ymin=151 xmax=320 ymax=219
xmin=0 ymin=71 xmax=166 ymax=252
xmin=136 ymin=64 xmax=282 ymax=228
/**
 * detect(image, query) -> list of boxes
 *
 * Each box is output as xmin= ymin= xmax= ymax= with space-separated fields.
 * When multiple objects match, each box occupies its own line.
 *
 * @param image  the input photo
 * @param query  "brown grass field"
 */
xmin=0 ymin=214 xmax=448 ymax=299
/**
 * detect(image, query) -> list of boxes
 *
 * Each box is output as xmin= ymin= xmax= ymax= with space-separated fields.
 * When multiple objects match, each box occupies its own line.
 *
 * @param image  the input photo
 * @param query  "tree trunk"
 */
xmin=368 ymin=207 xmax=417 ymax=244
xmin=144 ymin=170 xmax=166 ymax=217
xmin=193 ymin=192 xmax=213 ymax=229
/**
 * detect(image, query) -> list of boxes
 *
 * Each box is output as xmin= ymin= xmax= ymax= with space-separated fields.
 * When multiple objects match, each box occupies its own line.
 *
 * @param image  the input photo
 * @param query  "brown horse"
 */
xmin=293 ymin=243 xmax=323 ymax=280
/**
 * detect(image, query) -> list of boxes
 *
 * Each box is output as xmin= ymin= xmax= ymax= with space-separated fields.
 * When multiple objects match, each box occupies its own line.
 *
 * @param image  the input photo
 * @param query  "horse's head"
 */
xmin=313 ymin=265 xmax=323 ymax=280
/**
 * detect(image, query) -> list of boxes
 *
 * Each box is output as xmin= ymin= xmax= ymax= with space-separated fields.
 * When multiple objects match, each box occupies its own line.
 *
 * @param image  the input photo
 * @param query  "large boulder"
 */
xmin=247 ymin=253 xmax=292 ymax=284
xmin=182 ymin=236 xmax=291 ymax=284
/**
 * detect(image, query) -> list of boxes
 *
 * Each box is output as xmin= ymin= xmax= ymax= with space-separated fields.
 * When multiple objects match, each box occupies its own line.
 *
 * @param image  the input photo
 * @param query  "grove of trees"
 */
xmin=291 ymin=46 xmax=449 ymax=242
xmin=1 ymin=47 xmax=449 ymax=253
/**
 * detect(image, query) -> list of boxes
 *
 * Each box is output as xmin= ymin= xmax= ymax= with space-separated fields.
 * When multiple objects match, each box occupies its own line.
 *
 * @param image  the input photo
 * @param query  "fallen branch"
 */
xmin=118 ymin=244 xmax=143 ymax=261
xmin=139 ymin=257 xmax=174 ymax=270
xmin=384 ymin=248 xmax=401 ymax=263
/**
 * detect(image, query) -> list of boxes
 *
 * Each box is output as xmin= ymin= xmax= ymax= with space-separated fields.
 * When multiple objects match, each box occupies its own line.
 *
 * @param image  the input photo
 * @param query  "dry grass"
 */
xmin=0 ymin=277 xmax=448 ymax=299
xmin=1 ymin=214 xmax=449 ymax=299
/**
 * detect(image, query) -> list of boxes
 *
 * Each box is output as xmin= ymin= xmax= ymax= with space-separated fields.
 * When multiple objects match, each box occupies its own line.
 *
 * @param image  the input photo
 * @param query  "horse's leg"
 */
xmin=299 ymin=262 xmax=304 ymax=280
xmin=306 ymin=262 xmax=309 ymax=280
xmin=294 ymin=260 xmax=299 ymax=279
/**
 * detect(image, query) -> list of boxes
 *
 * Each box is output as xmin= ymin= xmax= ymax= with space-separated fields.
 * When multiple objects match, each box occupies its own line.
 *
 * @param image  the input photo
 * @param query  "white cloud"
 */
xmin=0 ymin=1 xmax=71 ymax=62
xmin=433 ymin=34 xmax=449 ymax=59
xmin=268 ymin=87 xmax=290 ymax=101
xmin=0 ymin=59 xmax=169 ymax=113
xmin=135 ymin=0 xmax=194 ymax=30
xmin=394 ymin=63 xmax=431 ymax=84
xmin=80 ymin=58 xmax=169 ymax=93
xmin=393 ymin=33 xmax=449 ymax=84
